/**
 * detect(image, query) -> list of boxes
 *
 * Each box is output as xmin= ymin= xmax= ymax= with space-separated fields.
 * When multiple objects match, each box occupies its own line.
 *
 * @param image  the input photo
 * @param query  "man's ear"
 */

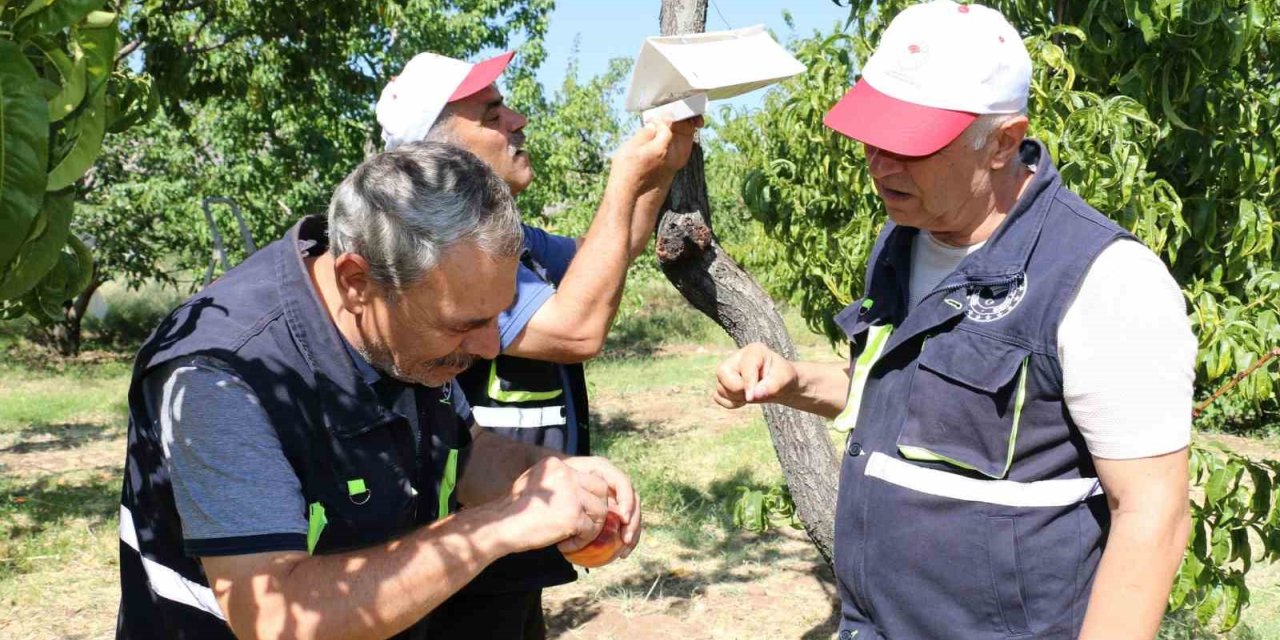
xmin=333 ymin=253 xmax=375 ymax=315
xmin=990 ymin=116 xmax=1030 ymax=171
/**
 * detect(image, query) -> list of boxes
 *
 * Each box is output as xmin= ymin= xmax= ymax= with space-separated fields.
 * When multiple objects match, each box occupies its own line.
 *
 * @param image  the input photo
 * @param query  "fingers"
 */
xmin=713 ymin=378 xmax=745 ymax=409
xmin=715 ymin=343 xmax=787 ymax=408
xmin=646 ymin=119 xmax=674 ymax=154
xmin=715 ymin=351 xmax=747 ymax=407
xmin=559 ymin=476 xmax=608 ymax=552
xmin=616 ymin=495 xmax=642 ymax=559
xmin=596 ymin=462 xmax=639 ymax=546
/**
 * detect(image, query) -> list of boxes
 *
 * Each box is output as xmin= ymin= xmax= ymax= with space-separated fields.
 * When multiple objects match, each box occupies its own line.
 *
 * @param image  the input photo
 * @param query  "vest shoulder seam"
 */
xmin=1051 ymin=191 xmax=1127 ymax=236
xmin=226 ymin=302 xmax=286 ymax=353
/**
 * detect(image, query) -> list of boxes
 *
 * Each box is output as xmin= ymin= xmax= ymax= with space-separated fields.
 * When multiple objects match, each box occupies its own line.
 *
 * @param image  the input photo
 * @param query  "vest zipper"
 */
xmin=931 ymin=273 xmax=1024 ymax=303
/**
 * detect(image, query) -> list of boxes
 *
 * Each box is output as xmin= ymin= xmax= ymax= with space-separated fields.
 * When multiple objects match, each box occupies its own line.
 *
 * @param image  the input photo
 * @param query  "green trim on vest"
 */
xmin=487 ymin=360 xmax=562 ymax=403
xmin=834 ymin=324 xmax=895 ymax=433
xmin=307 ymin=502 xmax=327 ymax=555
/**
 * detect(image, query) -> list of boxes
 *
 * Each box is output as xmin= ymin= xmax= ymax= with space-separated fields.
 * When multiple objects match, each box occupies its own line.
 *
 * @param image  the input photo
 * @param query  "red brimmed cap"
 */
xmin=378 ymin=50 xmax=516 ymax=150
xmin=448 ymin=51 xmax=516 ymax=102
xmin=822 ymin=1 xmax=1032 ymax=157
xmin=823 ymin=79 xmax=978 ymax=157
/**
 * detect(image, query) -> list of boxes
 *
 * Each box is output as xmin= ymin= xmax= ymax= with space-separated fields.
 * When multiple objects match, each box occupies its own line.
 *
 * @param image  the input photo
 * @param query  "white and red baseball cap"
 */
xmin=823 ymin=1 xmax=1031 ymax=157
xmin=376 ymin=50 xmax=515 ymax=150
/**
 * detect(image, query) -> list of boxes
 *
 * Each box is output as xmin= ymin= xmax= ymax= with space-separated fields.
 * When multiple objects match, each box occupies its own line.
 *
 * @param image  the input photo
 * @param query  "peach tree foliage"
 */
xmin=3 ymin=0 xmax=556 ymax=327
xmin=0 ymin=0 xmax=154 ymax=319
xmin=716 ymin=1 xmax=1280 ymax=631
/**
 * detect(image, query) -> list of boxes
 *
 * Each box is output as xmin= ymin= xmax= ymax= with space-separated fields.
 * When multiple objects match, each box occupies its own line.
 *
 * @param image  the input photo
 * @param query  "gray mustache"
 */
xmin=429 ymin=354 xmax=475 ymax=370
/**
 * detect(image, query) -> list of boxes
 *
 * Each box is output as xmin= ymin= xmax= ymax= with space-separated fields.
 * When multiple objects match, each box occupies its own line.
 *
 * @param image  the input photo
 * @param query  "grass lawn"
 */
xmin=0 ymin=289 xmax=1277 ymax=638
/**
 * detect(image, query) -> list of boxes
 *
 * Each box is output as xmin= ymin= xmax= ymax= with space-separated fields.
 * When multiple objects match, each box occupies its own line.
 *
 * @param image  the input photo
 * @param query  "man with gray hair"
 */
xmin=117 ymin=142 xmax=641 ymax=640
xmin=715 ymin=2 xmax=1194 ymax=638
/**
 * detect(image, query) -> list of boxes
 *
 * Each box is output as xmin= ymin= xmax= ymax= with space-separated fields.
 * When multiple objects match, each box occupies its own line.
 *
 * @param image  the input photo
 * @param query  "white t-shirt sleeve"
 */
xmin=1058 ymin=240 xmax=1196 ymax=459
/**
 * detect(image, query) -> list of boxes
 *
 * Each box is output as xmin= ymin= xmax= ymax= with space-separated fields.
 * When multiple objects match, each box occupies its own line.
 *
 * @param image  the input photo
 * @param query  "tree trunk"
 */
xmin=656 ymin=0 xmax=840 ymax=564
xmin=50 ymin=270 xmax=102 ymax=357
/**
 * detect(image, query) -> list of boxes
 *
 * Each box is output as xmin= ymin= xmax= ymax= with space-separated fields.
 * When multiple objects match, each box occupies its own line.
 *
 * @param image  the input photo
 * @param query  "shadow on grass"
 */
xmin=0 ymin=473 xmax=118 ymax=536
xmin=0 ymin=473 xmax=118 ymax=581
xmin=562 ymin=412 xmax=841 ymax=638
xmin=545 ymin=530 xmax=839 ymax=638
xmin=2 ymin=421 xmax=121 ymax=454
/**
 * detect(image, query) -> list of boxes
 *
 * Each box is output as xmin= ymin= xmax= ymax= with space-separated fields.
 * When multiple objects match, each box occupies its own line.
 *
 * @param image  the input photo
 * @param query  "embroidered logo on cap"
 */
xmin=898 ymin=42 xmax=930 ymax=72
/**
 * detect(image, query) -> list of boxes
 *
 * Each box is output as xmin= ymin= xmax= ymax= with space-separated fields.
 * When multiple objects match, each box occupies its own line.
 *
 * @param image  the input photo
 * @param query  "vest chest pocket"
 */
xmin=897 ymin=332 xmax=1031 ymax=479
xmin=308 ymin=430 xmax=421 ymax=555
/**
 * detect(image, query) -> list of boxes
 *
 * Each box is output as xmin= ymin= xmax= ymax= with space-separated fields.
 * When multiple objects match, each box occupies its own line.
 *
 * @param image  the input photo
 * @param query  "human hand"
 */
xmin=609 ymin=116 xmax=704 ymax=194
xmin=562 ymin=456 xmax=641 ymax=561
xmin=714 ymin=342 xmax=799 ymax=409
xmin=499 ymin=457 xmax=610 ymax=553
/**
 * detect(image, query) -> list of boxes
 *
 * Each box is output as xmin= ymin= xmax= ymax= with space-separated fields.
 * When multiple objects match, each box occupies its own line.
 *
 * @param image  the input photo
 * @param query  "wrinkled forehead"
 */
xmin=399 ymin=244 xmax=518 ymax=327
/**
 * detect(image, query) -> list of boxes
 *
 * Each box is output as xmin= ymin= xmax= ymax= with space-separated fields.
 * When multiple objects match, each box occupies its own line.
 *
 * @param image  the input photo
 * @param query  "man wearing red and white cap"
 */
xmin=714 ymin=2 xmax=1194 ymax=638
xmin=378 ymin=51 xmax=700 ymax=638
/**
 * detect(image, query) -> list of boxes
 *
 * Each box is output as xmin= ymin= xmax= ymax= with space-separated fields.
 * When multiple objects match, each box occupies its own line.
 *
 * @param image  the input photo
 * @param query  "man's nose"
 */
xmin=507 ymin=107 xmax=528 ymax=133
xmin=864 ymin=144 xmax=903 ymax=178
xmin=464 ymin=321 xmax=501 ymax=360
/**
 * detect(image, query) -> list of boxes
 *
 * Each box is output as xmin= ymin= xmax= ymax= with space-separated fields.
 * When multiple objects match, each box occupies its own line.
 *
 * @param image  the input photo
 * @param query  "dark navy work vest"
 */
xmin=117 ymin=216 xmax=469 ymax=639
xmin=831 ymin=141 xmax=1133 ymax=639
xmin=452 ymin=250 xmax=588 ymax=593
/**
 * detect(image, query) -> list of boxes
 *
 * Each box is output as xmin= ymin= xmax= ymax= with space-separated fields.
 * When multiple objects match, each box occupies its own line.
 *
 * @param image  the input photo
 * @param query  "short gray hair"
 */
xmin=961 ymin=111 xmax=1028 ymax=151
xmin=328 ymin=141 xmax=523 ymax=294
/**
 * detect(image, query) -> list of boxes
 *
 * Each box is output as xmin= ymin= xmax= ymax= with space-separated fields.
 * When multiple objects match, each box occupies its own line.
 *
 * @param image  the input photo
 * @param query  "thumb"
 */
xmin=741 ymin=353 xmax=763 ymax=403
xmin=752 ymin=358 xmax=784 ymax=402
xmin=646 ymin=119 xmax=674 ymax=151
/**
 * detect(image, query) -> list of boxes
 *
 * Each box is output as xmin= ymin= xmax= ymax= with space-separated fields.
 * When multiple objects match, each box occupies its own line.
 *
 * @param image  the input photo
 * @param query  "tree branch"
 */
xmin=116 ymin=40 xmax=142 ymax=64
xmin=655 ymin=0 xmax=840 ymax=565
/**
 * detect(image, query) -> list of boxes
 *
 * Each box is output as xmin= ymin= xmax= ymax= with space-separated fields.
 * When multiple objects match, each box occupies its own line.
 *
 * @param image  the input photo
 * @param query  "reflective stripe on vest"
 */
xmin=472 ymin=405 xmax=567 ymax=428
xmin=864 ymin=452 xmax=1103 ymax=507
xmin=487 ymin=360 xmax=562 ymax=403
xmin=119 ymin=505 xmax=226 ymax=620
xmin=898 ymin=356 xmax=1029 ymax=478
xmin=833 ymin=324 xmax=894 ymax=433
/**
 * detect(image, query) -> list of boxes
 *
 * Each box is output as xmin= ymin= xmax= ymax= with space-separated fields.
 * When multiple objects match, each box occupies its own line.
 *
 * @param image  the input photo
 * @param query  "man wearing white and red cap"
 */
xmin=378 ymin=51 xmax=700 ymax=637
xmin=714 ymin=2 xmax=1194 ymax=638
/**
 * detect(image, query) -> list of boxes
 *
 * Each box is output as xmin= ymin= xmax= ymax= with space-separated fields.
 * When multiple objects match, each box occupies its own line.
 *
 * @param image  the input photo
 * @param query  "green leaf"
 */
xmin=1124 ymin=0 xmax=1160 ymax=43
xmin=29 ymin=36 xmax=88 ymax=123
xmin=0 ymin=188 xmax=74 ymax=299
xmin=1235 ymin=528 xmax=1253 ymax=573
xmin=73 ymin=10 xmax=117 ymax=95
xmin=13 ymin=0 xmax=106 ymax=41
xmin=1192 ymin=514 xmax=1209 ymax=559
xmin=46 ymin=84 xmax=106 ymax=190
xmin=1211 ymin=526 xmax=1232 ymax=565
xmin=733 ymin=488 xmax=766 ymax=532
xmin=1169 ymin=552 xmax=1202 ymax=610
xmin=1249 ymin=465 xmax=1272 ymax=523
xmin=1206 ymin=466 xmax=1232 ymax=506
xmin=1221 ymin=575 xmax=1248 ymax=631
xmin=1160 ymin=64 xmax=1196 ymax=132
xmin=64 ymin=232 xmax=93 ymax=295
xmin=0 ymin=41 xmax=51 ymax=272
xmin=1195 ymin=584 xmax=1223 ymax=624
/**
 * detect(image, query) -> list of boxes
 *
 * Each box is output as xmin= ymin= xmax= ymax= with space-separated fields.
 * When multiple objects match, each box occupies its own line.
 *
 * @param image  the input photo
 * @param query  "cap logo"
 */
xmin=958 ymin=4 xmax=970 ymax=12
xmin=898 ymin=43 xmax=929 ymax=72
